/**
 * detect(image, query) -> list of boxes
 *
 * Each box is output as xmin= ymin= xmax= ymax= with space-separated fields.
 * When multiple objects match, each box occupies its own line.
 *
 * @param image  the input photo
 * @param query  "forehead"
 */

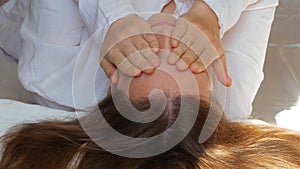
xmin=115 ymin=54 xmax=212 ymax=101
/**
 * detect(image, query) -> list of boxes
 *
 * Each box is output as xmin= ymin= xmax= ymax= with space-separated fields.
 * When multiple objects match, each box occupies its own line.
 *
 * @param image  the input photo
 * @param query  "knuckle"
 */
xmin=143 ymin=33 xmax=151 ymax=39
xmin=149 ymin=39 xmax=159 ymax=46
xmin=124 ymin=26 xmax=139 ymax=38
xmin=145 ymin=34 xmax=156 ymax=43
xmin=125 ymin=48 xmax=137 ymax=56
xmin=115 ymin=56 xmax=128 ymax=66
xmin=189 ymin=46 xmax=199 ymax=56
xmin=137 ymin=42 xmax=149 ymax=50
xmin=106 ymin=49 xmax=116 ymax=58
xmin=182 ymin=36 xmax=193 ymax=45
xmin=105 ymin=68 xmax=114 ymax=77
xmin=178 ymin=44 xmax=188 ymax=52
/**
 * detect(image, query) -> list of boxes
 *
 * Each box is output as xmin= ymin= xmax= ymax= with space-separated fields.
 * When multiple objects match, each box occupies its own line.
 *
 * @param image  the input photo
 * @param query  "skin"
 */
xmin=114 ymin=24 xmax=212 ymax=102
xmin=101 ymin=0 xmax=231 ymax=87
xmin=170 ymin=0 xmax=232 ymax=86
xmin=100 ymin=14 xmax=160 ymax=78
xmin=126 ymin=56 xmax=212 ymax=102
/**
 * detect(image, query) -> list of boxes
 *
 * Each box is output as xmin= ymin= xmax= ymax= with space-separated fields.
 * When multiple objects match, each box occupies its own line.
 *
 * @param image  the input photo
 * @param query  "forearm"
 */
xmin=176 ymin=0 xmax=278 ymax=38
xmin=98 ymin=0 xmax=137 ymax=25
xmin=202 ymin=0 xmax=263 ymax=37
xmin=18 ymin=0 xmax=108 ymax=110
xmin=218 ymin=5 xmax=277 ymax=120
xmin=77 ymin=0 xmax=139 ymax=39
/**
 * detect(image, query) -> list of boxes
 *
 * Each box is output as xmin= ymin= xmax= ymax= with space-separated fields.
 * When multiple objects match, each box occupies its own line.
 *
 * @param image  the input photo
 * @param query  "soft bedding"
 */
xmin=0 ymin=99 xmax=75 ymax=136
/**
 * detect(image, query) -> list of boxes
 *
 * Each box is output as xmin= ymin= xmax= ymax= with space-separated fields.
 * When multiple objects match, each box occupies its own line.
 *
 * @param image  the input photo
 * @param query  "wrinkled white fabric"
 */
xmin=203 ymin=0 xmax=279 ymax=37
xmin=0 ymin=0 xmax=278 ymax=121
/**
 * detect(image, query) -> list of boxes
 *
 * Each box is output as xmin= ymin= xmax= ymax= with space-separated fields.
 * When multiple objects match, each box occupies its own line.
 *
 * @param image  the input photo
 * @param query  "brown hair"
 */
xmin=0 ymin=0 xmax=8 ymax=6
xmin=1 ymin=92 xmax=300 ymax=169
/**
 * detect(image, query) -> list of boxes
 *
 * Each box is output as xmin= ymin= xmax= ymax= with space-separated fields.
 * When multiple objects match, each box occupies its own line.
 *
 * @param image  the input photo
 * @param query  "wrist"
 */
xmin=191 ymin=0 xmax=220 ymax=30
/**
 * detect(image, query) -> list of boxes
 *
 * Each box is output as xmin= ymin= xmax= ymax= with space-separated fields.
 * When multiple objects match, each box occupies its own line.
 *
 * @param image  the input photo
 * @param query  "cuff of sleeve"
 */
xmin=202 ymin=0 xmax=229 ymax=38
xmin=174 ymin=0 xmax=193 ymax=16
xmin=98 ymin=1 xmax=137 ymax=25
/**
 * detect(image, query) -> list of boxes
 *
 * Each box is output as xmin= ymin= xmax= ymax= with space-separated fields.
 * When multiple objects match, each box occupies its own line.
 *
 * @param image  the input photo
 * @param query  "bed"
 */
xmin=1 ymin=0 xmax=300 ymax=136
xmin=0 ymin=48 xmax=299 ymax=136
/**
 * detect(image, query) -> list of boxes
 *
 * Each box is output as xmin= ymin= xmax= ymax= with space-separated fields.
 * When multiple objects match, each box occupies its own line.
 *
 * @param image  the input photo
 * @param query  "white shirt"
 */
xmin=0 ymin=0 xmax=279 ymax=121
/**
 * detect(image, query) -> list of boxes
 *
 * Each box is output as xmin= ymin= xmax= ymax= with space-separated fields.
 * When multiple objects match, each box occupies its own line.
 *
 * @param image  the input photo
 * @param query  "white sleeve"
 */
xmin=203 ymin=0 xmax=277 ymax=37
xmin=18 ymin=0 xmax=110 ymax=110
xmin=0 ymin=0 xmax=28 ymax=60
xmin=213 ymin=0 xmax=279 ymax=121
xmin=77 ymin=0 xmax=137 ymax=35
xmin=98 ymin=0 xmax=137 ymax=25
xmin=17 ymin=0 xmax=140 ymax=110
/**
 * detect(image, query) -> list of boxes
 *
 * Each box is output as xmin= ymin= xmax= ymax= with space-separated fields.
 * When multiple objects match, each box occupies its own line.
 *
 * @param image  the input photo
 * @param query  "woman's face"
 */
xmin=115 ymin=53 xmax=212 ymax=102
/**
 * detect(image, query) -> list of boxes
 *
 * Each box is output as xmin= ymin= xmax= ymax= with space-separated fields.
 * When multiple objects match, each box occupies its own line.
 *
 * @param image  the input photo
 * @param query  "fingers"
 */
xmin=169 ymin=20 xmax=196 ymax=65
xmin=169 ymin=33 xmax=195 ymax=65
xmin=132 ymin=35 xmax=160 ymax=67
xmin=114 ymin=38 xmax=153 ymax=74
xmin=138 ymin=18 xmax=160 ymax=52
xmin=140 ymin=48 xmax=161 ymax=67
xmin=211 ymin=54 xmax=232 ymax=87
xmin=101 ymin=15 xmax=161 ymax=80
xmin=171 ymin=19 xmax=188 ymax=48
xmin=106 ymin=50 xmax=141 ymax=77
xmin=190 ymin=59 xmax=206 ymax=73
xmin=168 ymin=42 xmax=189 ymax=65
xmin=173 ymin=32 xmax=209 ymax=71
xmin=127 ymin=52 xmax=154 ymax=74
xmin=100 ymin=58 xmax=118 ymax=83
xmin=104 ymin=35 xmax=159 ymax=78
xmin=176 ymin=48 xmax=198 ymax=71
xmin=142 ymin=33 xmax=160 ymax=52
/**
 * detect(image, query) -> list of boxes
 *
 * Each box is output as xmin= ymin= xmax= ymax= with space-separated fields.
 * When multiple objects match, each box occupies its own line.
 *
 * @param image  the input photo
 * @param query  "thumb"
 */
xmin=211 ymin=55 xmax=232 ymax=87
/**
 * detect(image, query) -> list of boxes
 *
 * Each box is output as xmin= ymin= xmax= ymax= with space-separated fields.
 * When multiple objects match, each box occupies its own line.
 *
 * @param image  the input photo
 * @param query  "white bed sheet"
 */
xmin=1 ymin=98 xmax=299 ymax=139
xmin=0 ymin=50 xmax=30 ymax=103
xmin=0 ymin=99 xmax=75 ymax=136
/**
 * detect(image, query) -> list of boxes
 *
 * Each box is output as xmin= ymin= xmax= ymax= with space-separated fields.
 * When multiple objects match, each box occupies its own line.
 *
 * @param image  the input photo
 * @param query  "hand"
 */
xmin=147 ymin=14 xmax=176 ymax=51
xmin=100 ymin=14 xmax=160 ymax=83
xmin=169 ymin=0 xmax=232 ymax=86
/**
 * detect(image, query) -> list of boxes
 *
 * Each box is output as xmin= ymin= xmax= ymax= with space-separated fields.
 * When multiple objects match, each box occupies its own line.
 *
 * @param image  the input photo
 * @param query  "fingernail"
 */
xmin=190 ymin=64 xmax=200 ymax=73
xmin=177 ymin=60 xmax=188 ymax=70
xmin=134 ymin=71 xmax=142 ymax=77
xmin=143 ymin=67 xmax=154 ymax=74
xmin=172 ymin=39 xmax=179 ymax=47
xmin=129 ymin=67 xmax=141 ymax=77
xmin=225 ymin=75 xmax=232 ymax=87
